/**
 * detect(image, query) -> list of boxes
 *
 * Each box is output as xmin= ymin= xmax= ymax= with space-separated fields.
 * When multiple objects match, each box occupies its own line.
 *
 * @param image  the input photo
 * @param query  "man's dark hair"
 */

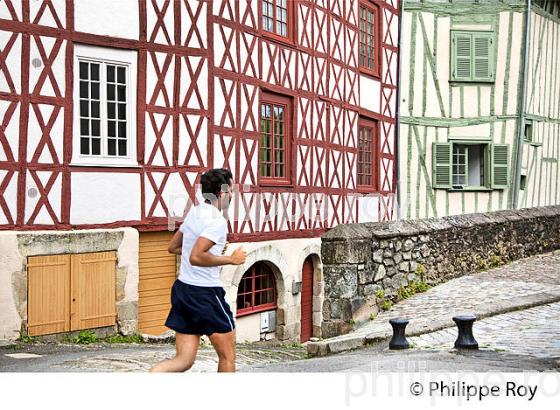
xmin=200 ymin=168 xmax=233 ymax=200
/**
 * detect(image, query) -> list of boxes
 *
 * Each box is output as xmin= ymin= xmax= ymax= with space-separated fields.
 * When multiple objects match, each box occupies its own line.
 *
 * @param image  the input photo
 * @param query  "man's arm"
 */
xmin=189 ymin=237 xmax=246 ymax=267
xmin=167 ymin=230 xmax=183 ymax=255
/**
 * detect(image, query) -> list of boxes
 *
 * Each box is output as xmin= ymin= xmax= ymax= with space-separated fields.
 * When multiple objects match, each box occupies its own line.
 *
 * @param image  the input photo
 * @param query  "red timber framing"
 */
xmin=0 ymin=0 xmax=399 ymax=242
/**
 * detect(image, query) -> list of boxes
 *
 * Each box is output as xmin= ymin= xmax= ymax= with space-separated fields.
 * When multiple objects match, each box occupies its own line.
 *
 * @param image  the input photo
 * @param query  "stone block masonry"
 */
xmin=320 ymin=205 xmax=560 ymax=338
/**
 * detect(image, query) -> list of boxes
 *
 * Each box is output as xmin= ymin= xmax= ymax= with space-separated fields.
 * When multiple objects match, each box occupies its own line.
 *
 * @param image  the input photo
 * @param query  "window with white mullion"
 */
xmin=79 ymin=60 xmax=102 ymax=156
xmin=106 ymin=64 xmax=128 ymax=157
xmin=78 ymin=58 xmax=128 ymax=159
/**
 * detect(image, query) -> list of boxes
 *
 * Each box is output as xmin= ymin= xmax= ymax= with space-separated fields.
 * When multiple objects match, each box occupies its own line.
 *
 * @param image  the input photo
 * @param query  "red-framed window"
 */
xmin=357 ymin=118 xmax=379 ymax=190
xmin=236 ymin=263 xmax=277 ymax=317
xmin=359 ymin=0 xmax=381 ymax=77
xmin=259 ymin=0 xmax=294 ymax=42
xmin=259 ymin=91 xmax=292 ymax=185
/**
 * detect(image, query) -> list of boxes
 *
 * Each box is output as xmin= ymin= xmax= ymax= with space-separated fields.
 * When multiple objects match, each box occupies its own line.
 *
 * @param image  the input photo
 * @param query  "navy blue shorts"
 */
xmin=165 ymin=279 xmax=235 ymax=336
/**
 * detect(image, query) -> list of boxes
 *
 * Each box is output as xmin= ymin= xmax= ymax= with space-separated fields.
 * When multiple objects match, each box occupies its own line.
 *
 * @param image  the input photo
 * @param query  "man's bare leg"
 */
xmin=208 ymin=330 xmax=236 ymax=372
xmin=149 ymin=332 xmax=200 ymax=372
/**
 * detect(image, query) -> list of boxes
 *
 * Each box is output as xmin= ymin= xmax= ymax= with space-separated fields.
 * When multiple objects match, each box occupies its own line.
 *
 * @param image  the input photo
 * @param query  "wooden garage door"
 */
xmin=139 ymin=231 xmax=177 ymax=335
xmin=27 ymin=255 xmax=71 ymax=336
xmin=71 ymin=251 xmax=117 ymax=331
xmin=27 ymin=251 xmax=117 ymax=336
xmin=300 ymin=256 xmax=314 ymax=342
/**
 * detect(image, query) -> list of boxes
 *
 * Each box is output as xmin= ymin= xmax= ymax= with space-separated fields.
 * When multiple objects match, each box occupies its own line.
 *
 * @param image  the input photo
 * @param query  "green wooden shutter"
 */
xmin=491 ymin=144 xmax=509 ymax=189
xmin=452 ymin=32 xmax=472 ymax=81
xmin=473 ymin=33 xmax=494 ymax=81
xmin=432 ymin=142 xmax=452 ymax=188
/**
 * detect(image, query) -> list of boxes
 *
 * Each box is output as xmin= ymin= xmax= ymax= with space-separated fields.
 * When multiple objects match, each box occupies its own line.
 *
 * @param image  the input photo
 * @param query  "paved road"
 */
xmin=2 ymin=303 xmax=560 ymax=372
xmin=0 ymin=341 xmax=307 ymax=372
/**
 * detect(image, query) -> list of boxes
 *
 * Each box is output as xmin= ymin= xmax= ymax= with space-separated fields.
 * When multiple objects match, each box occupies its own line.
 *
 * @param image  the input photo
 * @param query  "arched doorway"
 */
xmin=300 ymin=256 xmax=314 ymax=342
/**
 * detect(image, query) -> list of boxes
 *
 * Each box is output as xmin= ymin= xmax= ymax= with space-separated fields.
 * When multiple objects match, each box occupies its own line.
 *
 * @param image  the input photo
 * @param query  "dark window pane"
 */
xmin=91 ymin=119 xmax=100 ymax=136
xmin=79 ymin=62 xmax=88 ymax=80
xmin=117 ymin=66 xmax=126 ymax=84
xmin=79 ymin=81 xmax=88 ymax=98
xmin=91 ymin=82 xmax=99 ymax=100
xmin=107 ymin=84 xmax=115 ymax=101
xmin=107 ymin=65 xmax=115 ymax=83
xmin=80 ymin=100 xmax=89 ymax=117
xmin=107 ymin=102 xmax=116 ymax=119
xmin=118 ymin=139 xmax=127 ymax=156
xmin=118 ymin=103 xmax=126 ymax=120
xmin=91 ymin=138 xmax=101 ymax=155
xmin=118 ymin=121 xmax=126 ymax=138
xmin=80 ymin=119 xmax=89 ymax=136
xmin=90 ymin=63 xmax=99 ymax=81
xmin=108 ymin=138 xmax=116 ymax=156
xmin=108 ymin=121 xmax=116 ymax=138
xmin=91 ymin=101 xmax=100 ymax=118
xmin=117 ymin=85 xmax=126 ymax=101
xmin=80 ymin=137 xmax=89 ymax=155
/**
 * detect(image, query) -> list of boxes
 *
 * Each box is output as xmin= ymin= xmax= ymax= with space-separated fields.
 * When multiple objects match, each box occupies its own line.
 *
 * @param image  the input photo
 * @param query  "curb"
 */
xmin=307 ymin=291 xmax=560 ymax=357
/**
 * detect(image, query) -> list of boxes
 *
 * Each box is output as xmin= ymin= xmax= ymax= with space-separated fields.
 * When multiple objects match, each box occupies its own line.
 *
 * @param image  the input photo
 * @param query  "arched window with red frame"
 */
xmin=236 ymin=262 xmax=277 ymax=317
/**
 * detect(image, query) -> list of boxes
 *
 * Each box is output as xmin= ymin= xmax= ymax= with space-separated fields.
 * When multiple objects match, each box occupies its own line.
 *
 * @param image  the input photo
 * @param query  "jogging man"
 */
xmin=150 ymin=168 xmax=246 ymax=373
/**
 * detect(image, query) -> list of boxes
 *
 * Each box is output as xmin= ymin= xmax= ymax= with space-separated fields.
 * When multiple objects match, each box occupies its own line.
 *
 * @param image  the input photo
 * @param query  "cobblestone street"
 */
xmin=309 ymin=249 xmax=560 ymax=355
xmin=409 ymin=302 xmax=560 ymax=359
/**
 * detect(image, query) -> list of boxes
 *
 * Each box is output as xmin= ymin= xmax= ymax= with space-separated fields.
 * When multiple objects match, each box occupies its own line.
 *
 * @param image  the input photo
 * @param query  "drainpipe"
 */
xmin=395 ymin=1 xmax=404 ymax=221
xmin=512 ymin=0 xmax=531 ymax=210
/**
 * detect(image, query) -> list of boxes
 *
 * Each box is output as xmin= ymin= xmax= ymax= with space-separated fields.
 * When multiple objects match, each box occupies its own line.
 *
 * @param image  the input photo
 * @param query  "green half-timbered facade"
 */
xmin=398 ymin=0 xmax=560 ymax=219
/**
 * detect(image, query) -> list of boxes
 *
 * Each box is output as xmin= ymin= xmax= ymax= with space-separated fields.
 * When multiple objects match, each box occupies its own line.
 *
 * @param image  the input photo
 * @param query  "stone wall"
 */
xmin=320 ymin=205 xmax=560 ymax=338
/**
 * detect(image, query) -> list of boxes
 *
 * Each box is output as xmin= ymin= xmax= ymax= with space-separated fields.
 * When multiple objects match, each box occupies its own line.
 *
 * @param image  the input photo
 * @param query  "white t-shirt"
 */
xmin=177 ymin=202 xmax=228 ymax=287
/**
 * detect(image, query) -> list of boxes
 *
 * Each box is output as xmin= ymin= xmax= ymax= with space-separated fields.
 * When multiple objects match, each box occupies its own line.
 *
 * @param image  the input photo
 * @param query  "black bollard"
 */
xmin=453 ymin=315 xmax=478 ymax=349
xmin=389 ymin=318 xmax=410 ymax=350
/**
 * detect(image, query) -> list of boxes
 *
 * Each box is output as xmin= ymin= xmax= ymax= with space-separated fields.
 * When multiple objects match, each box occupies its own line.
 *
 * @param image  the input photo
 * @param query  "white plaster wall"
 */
xmin=0 ymin=31 xmax=21 ymax=94
xmin=29 ymin=37 xmax=65 ymax=98
xmin=75 ymin=0 xmax=139 ymax=40
xmin=448 ymin=123 xmax=491 ymax=139
xmin=0 ymin=233 xmax=23 ymax=340
xmin=118 ymin=228 xmax=140 ymax=303
xmin=0 ymin=170 xmax=17 ymax=225
xmin=24 ymin=170 xmax=62 ymax=225
xmin=235 ymin=313 xmax=261 ymax=343
xmin=360 ymin=75 xmax=381 ymax=113
xmin=70 ymin=172 xmax=141 ymax=224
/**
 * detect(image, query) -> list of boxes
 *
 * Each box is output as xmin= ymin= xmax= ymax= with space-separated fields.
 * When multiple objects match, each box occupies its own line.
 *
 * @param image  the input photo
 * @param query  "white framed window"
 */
xmin=72 ymin=44 xmax=138 ymax=167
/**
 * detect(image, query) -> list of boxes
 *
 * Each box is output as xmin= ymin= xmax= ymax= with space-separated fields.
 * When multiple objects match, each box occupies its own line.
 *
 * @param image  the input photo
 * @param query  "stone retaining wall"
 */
xmin=320 ymin=205 xmax=560 ymax=338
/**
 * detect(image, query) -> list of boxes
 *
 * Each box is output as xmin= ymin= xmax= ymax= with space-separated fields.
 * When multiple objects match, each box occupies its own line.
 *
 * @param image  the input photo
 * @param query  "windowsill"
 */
xmin=449 ymin=80 xmax=495 ymax=85
xmin=258 ymin=183 xmax=294 ymax=189
xmin=261 ymin=30 xmax=294 ymax=47
xmin=69 ymin=161 xmax=141 ymax=168
xmin=525 ymin=141 xmax=543 ymax=147
xmin=359 ymin=66 xmax=381 ymax=80
xmin=236 ymin=305 xmax=277 ymax=318
xmin=445 ymin=187 xmax=497 ymax=192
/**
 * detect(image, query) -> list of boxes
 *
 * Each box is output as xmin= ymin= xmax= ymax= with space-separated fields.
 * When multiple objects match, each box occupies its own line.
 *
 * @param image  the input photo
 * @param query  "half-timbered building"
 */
xmin=0 ymin=0 xmax=400 ymax=342
xmin=398 ymin=0 xmax=560 ymax=220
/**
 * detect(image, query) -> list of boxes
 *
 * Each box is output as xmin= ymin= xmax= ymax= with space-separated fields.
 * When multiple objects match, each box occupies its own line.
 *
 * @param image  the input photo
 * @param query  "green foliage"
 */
xmin=73 ymin=330 xmax=98 ymax=345
xmin=374 ymin=289 xmax=385 ymax=299
xmin=16 ymin=334 xmax=35 ymax=343
xmin=346 ymin=319 xmax=356 ymax=325
xmin=489 ymin=255 xmax=502 ymax=268
xmin=380 ymin=300 xmax=393 ymax=311
xmin=369 ymin=312 xmax=377 ymax=321
xmin=103 ymin=334 xmax=144 ymax=344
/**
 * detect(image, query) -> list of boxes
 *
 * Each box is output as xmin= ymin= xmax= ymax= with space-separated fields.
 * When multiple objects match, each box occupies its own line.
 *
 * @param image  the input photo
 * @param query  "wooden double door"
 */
xmin=27 ymin=251 xmax=117 ymax=336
